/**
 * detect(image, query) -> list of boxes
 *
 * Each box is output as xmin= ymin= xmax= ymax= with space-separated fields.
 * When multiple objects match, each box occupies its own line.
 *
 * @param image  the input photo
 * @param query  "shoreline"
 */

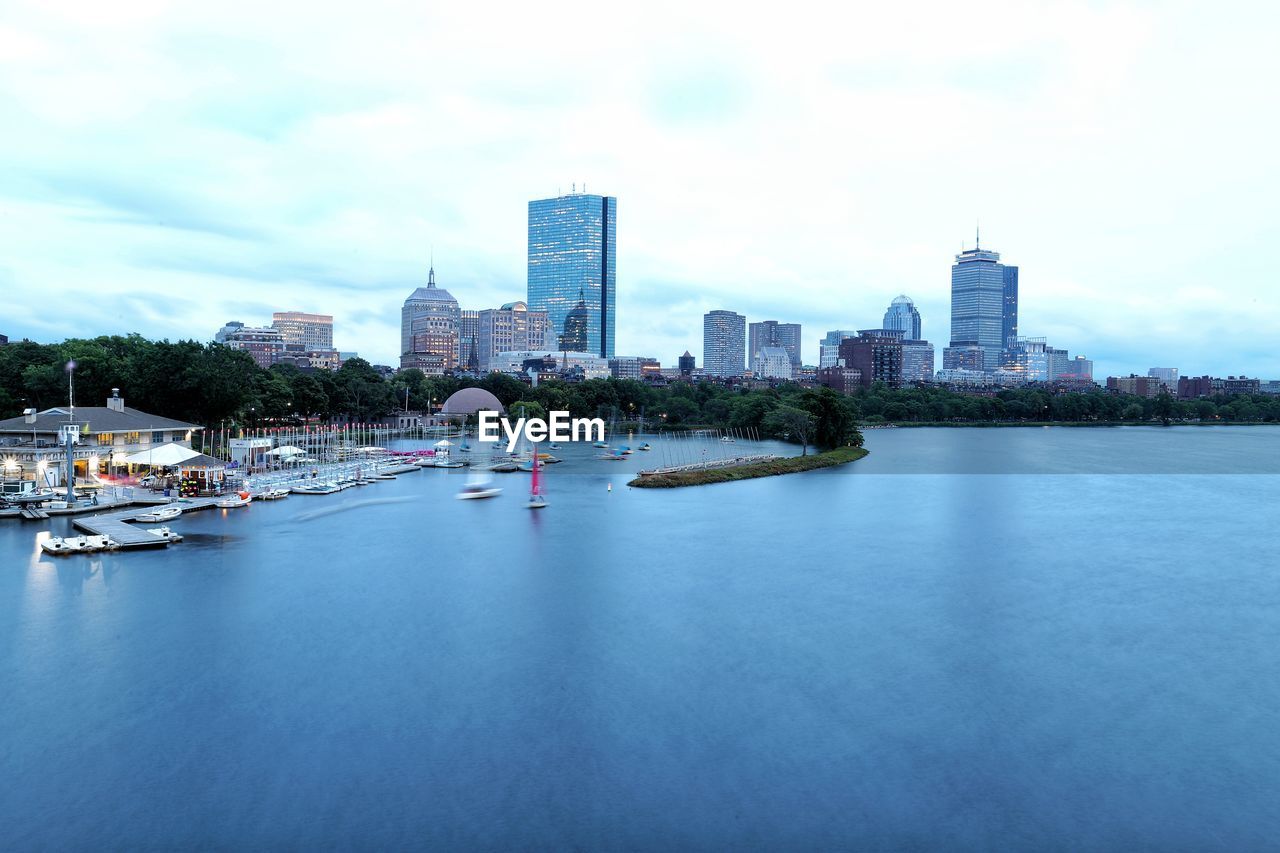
xmin=629 ymin=446 xmax=868 ymax=488
xmin=866 ymin=420 xmax=1280 ymax=429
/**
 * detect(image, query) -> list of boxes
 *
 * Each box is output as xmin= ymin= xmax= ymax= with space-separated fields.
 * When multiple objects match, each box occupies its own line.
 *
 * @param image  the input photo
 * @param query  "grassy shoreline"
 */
xmin=628 ymin=446 xmax=868 ymax=488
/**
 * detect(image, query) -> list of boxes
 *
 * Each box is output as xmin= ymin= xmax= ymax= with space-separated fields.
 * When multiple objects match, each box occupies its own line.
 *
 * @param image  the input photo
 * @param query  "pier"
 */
xmin=72 ymin=498 xmax=223 ymax=549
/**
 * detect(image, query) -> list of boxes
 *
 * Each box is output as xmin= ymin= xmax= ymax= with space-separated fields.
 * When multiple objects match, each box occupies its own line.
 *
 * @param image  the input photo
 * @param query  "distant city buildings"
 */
xmin=527 ymin=190 xmax=617 ymax=358
xmin=748 ymin=321 xmax=802 ymax=370
xmin=474 ymin=302 xmax=553 ymax=372
xmin=1148 ymin=367 xmax=1179 ymax=391
xmin=703 ymin=310 xmax=746 ymax=378
xmin=752 ymin=346 xmax=794 ymax=380
xmin=609 ymin=356 xmax=661 ymax=380
xmin=1066 ymin=356 xmax=1094 ymax=382
xmin=272 ymin=312 xmax=333 ymax=351
xmin=819 ymin=330 xmax=858 ymax=369
xmin=1177 ymin=375 xmax=1261 ymax=398
xmin=882 ymin=296 xmax=922 ymax=341
xmin=1107 ymin=375 xmax=1169 ymax=397
xmin=215 ymin=322 xmax=287 ymax=369
xmin=950 ymin=237 xmax=1015 ymax=371
xmin=816 ymin=366 xmax=863 ymax=394
xmin=901 ymin=339 xmax=936 ymax=384
xmin=400 ymin=266 xmax=460 ymax=374
xmin=838 ymin=330 xmax=904 ymax=388
xmin=678 ymin=351 xmax=695 ymax=377
xmin=491 ymin=350 xmax=611 ymax=380
xmin=942 ymin=343 xmax=986 ymax=372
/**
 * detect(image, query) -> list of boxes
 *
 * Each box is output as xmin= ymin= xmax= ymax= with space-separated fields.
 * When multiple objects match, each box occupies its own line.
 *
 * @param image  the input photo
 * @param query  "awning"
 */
xmin=266 ymin=445 xmax=304 ymax=456
xmin=121 ymin=443 xmax=201 ymax=467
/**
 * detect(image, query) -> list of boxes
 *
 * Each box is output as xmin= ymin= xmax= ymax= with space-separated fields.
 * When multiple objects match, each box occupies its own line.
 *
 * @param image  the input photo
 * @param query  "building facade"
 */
xmin=1002 ymin=265 xmax=1019 ymax=355
xmin=882 ymin=296 xmax=922 ymax=341
xmin=901 ymin=339 xmax=936 ymax=384
xmin=678 ymin=351 xmax=695 ymax=377
xmin=838 ymin=330 xmax=904 ymax=388
xmin=400 ymin=266 xmax=460 ymax=373
xmin=1066 ymin=356 xmax=1094 ymax=381
xmin=609 ymin=357 xmax=661 ymax=380
xmin=950 ymin=241 xmax=1015 ymax=371
xmin=474 ymin=302 xmax=553 ymax=372
xmin=748 ymin=321 xmax=802 ymax=369
xmin=752 ymin=346 xmax=794 ymax=380
xmin=819 ymin=330 xmax=859 ymax=369
xmin=272 ymin=312 xmax=333 ymax=351
xmin=1147 ymin=367 xmax=1179 ymax=391
xmin=942 ymin=343 xmax=987 ymax=372
xmin=215 ymin=322 xmax=286 ymax=369
xmin=703 ymin=310 xmax=747 ymax=378
xmin=527 ymin=191 xmax=617 ymax=358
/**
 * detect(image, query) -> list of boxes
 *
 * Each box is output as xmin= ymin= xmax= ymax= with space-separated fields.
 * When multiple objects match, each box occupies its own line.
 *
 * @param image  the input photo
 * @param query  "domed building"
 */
xmin=440 ymin=388 xmax=505 ymax=417
xmin=882 ymin=295 xmax=922 ymax=341
xmin=401 ymin=265 xmax=461 ymax=374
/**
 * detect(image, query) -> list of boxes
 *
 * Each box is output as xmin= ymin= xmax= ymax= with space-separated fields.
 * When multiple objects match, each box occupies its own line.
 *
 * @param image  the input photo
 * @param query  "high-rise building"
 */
xmin=1047 ymin=347 xmax=1070 ymax=381
xmin=950 ymin=237 xmax=1015 ymax=371
xmin=901 ymin=340 xmax=935 ymax=384
xmin=703 ymin=310 xmax=746 ymax=378
xmin=474 ymin=301 xmax=553 ymax=372
xmin=272 ymin=312 xmax=334 ymax=351
xmin=1004 ymin=337 xmax=1050 ymax=382
xmin=1066 ymin=356 xmax=1094 ymax=381
xmin=458 ymin=310 xmax=479 ymax=371
xmin=748 ymin=321 xmax=802 ymax=369
xmin=882 ymin=296 xmax=922 ymax=341
xmin=1002 ymin=266 xmax=1019 ymax=353
xmin=678 ymin=351 xmax=695 ymax=377
xmin=752 ymin=346 xmax=794 ymax=380
xmin=400 ymin=265 xmax=460 ymax=373
xmin=838 ymin=330 xmax=904 ymax=388
xmin=527 ymin=191 xmax=617 ymax=358
xmin=819 ymin=330 xmax=858 ymax=368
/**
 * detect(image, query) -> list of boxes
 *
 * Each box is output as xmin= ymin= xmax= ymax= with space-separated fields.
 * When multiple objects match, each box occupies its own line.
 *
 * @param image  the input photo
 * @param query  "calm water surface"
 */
xmin=2 ymin=427 xmax=1279 ymax=849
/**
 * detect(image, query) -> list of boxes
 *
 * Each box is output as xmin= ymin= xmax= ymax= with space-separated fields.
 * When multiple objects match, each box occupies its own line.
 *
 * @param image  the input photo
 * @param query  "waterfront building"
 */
xmin=0 ymin=389 xmax=202 ymax=486
xmin=1148 ymin=367 xmax=1179 ymax=391
xmin=819 ymin=330 xmax=858 ymax=369
xmin=942 ymin=343 xmax=986 ymax=372
xmin=838 ymin=330 xmax=904 ymax=388
xmin=400 ymin=265 xmax=460 ymax=373
xmin=950 ymin=237 xmax=1015 ymax=371
xmin=272 ymin=311 xmax=333 ymax=351
xmin=748 ymin=321 xmax=802 ymax=369
xmin=703 ymin=310 xmax=747 ymax=378
xmin=214 ymin=321 xmax=286 ymax=369
xmin=901 ymin=339 xmax=935 ymax=384
xmin=678 ymin=351 xmax=695 ymax=377
xmin=882 ymin=296 xmax=922 ymax=341
xmin=527 ymin=191 xmax=617 ymax=358
xmin=752 ymin=346 xmax=794 ymax=380
xmin=474 ymin=302 xmax=553 ymax=372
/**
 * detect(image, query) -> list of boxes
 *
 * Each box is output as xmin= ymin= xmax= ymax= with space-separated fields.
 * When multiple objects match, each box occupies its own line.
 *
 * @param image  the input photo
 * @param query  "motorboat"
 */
xmin=41 ymin=534 xmax=117 ymax=555
xmin=145 ymin=527 xmax=183 ymax=543
xmin=456 ymin=470 xmax=501 ymax=500
xmin=254 ymin=488 xmax=291 ymax=501
xmin=539 ymin=455 xmax=562 ymax=464
xmin=639 ymin=443 xmax=652 ymax=451
xmin=215 ymin=491 xmax=252 ymax=508
xmin=136 ymin=505 xmax=182 ymax=523
xmin=720 ymin=436 xmax=736 ymax=443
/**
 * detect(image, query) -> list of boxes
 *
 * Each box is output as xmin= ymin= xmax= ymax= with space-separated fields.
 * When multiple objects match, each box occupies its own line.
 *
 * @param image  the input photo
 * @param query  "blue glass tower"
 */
xmin=950 ymin=237 xmax=1011 ymax=372
xmin=527 ymin=192 xmax=617 ymax=358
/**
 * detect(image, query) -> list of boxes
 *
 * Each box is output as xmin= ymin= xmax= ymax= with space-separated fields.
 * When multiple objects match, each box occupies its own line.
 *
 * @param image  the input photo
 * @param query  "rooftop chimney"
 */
xmin=24 ymin=407 xmax=36 ymax=424
xmin=107 ymin=389 xmax=124 ymax=413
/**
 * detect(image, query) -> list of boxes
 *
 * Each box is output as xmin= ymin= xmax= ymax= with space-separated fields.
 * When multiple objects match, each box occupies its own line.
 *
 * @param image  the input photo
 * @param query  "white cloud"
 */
xmin=0 ymin=0 xmax=1277 ymax=380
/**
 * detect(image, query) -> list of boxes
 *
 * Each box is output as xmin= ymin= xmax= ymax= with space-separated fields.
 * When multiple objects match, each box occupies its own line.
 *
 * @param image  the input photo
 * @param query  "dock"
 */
xmin=71 ymin=498 xmax=221 ymax=549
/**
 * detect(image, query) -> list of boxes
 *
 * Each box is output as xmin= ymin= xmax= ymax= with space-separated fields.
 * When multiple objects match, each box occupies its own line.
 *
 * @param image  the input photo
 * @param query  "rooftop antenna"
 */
xmin=572 ymin=182 xmax=576 ymax=193
xmin=976 ymin=221 xmax=981 ymax=250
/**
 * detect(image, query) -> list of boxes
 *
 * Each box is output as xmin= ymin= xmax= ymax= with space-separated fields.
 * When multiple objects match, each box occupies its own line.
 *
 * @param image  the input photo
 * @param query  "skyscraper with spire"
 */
xmin=400 ymin=264 xmax=461 ymax=373
xmin=527 ymin=190 xmax=617 ymax=358
xmin=948 ymin=230 xmax=1016 ymax=372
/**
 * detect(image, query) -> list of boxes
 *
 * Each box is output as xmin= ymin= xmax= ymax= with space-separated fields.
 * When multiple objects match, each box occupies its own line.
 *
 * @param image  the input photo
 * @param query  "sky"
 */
xmin=1 ymin=0 xmax=1278 ymax=380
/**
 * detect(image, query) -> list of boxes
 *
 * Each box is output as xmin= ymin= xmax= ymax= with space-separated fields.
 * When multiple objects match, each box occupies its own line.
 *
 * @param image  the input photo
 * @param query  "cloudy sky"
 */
xmin=2 ymin=0 xmax=1277 ymax=379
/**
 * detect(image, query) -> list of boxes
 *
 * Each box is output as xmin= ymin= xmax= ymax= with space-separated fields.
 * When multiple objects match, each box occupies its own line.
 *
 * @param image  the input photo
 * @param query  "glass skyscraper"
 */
xmin=882 ymin=295 xmax=922 ymax=341
xmin=950 ymin=242 xmax=1015 ymax=371
xmin=527 ymin=192 xmax=617 ymax=358
xmin=1002 ymin=265 xmax=1019 ymax=351
xmin=703 ymin=310 xmax=746 ymax=377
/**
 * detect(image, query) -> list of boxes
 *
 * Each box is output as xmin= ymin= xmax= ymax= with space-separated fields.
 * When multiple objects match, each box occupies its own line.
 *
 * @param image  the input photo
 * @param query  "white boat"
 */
xmin=145 ymin=527 xmax=183 ymax=543
xmin=457 ymin=469 xmax=501 ymax=500
xmin=254 ymin=488 xmax=290 ymax=501
xmin=215 ymin=492 xmax=252 ymax=508
xmin=720 ymin=436 xmax=736 ymax=443
xmin=41 ymin=534 xmax=117 ymax=555
xmin=434 ymin=459 xmax=465 ymax=469
xmin=291 ymin=482 xmax=341 ymax=495
xmin=136 ymin=505 xmax=182 ymax=523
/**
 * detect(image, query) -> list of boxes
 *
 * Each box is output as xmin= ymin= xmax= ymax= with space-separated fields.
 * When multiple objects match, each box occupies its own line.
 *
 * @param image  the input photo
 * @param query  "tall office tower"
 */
xmin=475 ymin=301 xmax=553 ymax=371
xmin=882 ymin=296 xmax=922 ymax=341
xmin=703 ymin=310 xmax=746 ymax=377
xmin=950 ymin=236 xmax=1015 ymax=371
xmin=748 ymin=320 xmax=803 ymax=368
xmin=819 ymin=330 xmax=859 ymax=368
xmin=1002 ymin=265 xmax=1019 ymax=351
xmin=901 ymin=340 xmax=935 ymax=384
xmin=458 ymin=310 xmax=479 ymax=370
xmin=527 ymin=191 xmax=617 ymax=358
xmin=400 ymin=265 xmax=460 ymax=373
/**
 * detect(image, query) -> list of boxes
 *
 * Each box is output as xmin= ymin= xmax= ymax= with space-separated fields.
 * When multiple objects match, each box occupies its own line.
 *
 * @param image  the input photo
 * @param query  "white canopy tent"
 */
xmin=266 ymin=445 xmax=305 ymax=456
xmin=122 ymin=443 xmax=201 ymax=467
xmin=434 ymin=440 xmax=453 ymax=448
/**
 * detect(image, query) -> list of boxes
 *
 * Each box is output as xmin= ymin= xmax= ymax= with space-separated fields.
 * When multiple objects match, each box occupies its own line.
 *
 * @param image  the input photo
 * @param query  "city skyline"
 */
xmin=1 ymin=3 xmax=1277 ymax=379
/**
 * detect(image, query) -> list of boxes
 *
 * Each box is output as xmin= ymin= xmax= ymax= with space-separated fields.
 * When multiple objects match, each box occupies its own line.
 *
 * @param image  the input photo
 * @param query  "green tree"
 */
xmin=800 ymin=387 xmax=863 ymax=449
xmin=762 ymin=405 xmax=817 ymax=455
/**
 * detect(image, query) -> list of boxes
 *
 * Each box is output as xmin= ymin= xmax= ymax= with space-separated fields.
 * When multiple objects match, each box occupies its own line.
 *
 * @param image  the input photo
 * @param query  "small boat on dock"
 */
xmin=254 ymin=488 xmax=291 ymax=501
xmin=41 ymin=534 xmax=118 ymax=555
xmin=145 ymin=527 xmax=183 ymax=543
xmin=216 ymin=492 xmax=252 ymax=509
xmin=291 ymin=482 xmax=341 ymax=495
xmin=136 ymin=505 xmax=182 ymax=523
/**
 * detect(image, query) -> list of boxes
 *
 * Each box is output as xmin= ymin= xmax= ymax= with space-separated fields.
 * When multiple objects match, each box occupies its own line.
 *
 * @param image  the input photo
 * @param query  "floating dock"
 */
xmin=71 ymin=498 xmax=220 ymax=549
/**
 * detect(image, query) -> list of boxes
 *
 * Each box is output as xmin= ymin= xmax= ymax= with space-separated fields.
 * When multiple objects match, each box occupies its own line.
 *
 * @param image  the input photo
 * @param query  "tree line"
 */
xmin=1 ymin=336 xmax=1275 ymax=451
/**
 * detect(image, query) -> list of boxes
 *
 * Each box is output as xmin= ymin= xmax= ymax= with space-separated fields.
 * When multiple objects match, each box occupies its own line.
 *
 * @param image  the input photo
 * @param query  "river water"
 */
xmin=2 ymin=427 xmax=1278 ymax=849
